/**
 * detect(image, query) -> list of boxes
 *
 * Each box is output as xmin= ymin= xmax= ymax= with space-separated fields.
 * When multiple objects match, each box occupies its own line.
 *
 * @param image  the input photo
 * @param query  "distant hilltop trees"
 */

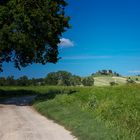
xmin=92 ymin=70 xmax=120 ymax=77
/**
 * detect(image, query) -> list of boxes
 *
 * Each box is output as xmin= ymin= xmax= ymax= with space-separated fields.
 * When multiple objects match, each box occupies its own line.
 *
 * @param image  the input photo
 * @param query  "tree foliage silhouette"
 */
xmin=0 ymin=0 xmax=70 ymax=71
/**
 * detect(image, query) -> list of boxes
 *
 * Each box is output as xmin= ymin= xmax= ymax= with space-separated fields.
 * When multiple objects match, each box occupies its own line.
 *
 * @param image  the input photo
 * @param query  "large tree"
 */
xmin=45 ymin=71 xmax=72 ymax=86
xmin=0 ymin=0 xmax=70 ymax=71
xmin=82 ymin=77 xmax=94 ymax=86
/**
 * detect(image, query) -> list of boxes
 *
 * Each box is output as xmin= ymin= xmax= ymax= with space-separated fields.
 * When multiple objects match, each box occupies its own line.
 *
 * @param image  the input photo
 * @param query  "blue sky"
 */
xmin=1 ymin=0 xmax=140 ymax=78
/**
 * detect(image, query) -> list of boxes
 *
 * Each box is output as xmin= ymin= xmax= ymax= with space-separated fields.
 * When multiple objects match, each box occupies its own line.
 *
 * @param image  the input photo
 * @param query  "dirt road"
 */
xmin=0 ymin=97 xmax=76 ymax=140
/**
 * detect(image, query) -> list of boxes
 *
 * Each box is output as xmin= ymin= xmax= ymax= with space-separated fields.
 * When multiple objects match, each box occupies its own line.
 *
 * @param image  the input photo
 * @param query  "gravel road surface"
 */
xmin=0 ymin=96 xmax=76 ymax=140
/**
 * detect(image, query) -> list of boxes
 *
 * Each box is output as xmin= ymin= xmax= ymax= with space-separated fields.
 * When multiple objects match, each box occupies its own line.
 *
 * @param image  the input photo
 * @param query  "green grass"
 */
xmin=33 ymin=85 xmax=140 ymax=140
xmin=0 ymin=85 xmax=140 ymax=140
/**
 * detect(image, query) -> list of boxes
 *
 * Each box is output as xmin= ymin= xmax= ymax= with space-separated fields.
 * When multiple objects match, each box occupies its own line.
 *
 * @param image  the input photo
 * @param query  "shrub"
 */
xmin=110 ymin=81 xmax=117 ymax=86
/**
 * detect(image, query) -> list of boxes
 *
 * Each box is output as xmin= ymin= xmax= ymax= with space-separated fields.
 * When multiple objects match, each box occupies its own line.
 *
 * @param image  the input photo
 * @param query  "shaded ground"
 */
xmin=0 ymin=96 xmax=77 ymax=140
xmin=0 ymin=95 xmax=36 ymax=106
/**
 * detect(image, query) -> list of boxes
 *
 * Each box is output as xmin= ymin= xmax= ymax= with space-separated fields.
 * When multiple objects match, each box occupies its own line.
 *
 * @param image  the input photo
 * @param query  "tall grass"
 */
xmin=33 ymin=85 xmax=140 ymax=140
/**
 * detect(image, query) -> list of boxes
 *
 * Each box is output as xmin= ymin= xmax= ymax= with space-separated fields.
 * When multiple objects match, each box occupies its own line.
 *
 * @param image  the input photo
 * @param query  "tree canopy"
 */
xmin=0 ymin=0 xmax=70 ymax=71
xmin=45 ymin=71 xmax=73 ymax=86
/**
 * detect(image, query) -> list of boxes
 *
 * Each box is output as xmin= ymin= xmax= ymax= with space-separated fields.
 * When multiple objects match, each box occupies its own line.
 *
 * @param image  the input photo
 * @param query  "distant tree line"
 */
xmin=0 ymin=70 xmax=123 ymax=86
xmin=0 ymin=76 xmax=44 ymax=86
xmin=0 ymin=71 xmax=94 ymax=86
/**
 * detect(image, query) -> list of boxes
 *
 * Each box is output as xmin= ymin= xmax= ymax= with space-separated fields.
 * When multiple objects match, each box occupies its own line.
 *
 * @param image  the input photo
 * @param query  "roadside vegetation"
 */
xmin=33 ymin=85 xmax=140 ymax=140
xmin=0 ymin=85 xmax=139 ymax=140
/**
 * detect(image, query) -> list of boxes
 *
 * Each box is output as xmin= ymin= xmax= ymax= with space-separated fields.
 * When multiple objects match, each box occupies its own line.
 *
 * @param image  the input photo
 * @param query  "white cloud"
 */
xmin=58 ymin=38 xmax=74 ymax=48
xmin=62 ymin=55 xmax=112 ymax=60
xmin=128 ymin=70 xmax=140 ymax=73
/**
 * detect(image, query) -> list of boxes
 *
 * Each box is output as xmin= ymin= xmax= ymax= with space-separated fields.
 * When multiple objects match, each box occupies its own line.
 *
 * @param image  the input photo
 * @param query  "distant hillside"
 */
xmin=126 ymin=76 xmax=140 ymax=84
xmin=93 ymin=76 xmax=126 ymax=86
xmin=93 ymin=76 xmax=140 ymax=86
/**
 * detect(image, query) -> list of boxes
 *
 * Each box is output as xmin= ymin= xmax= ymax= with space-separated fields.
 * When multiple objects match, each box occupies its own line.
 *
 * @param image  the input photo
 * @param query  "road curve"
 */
xmin=0 ymin=97 xmax=77 ymax=140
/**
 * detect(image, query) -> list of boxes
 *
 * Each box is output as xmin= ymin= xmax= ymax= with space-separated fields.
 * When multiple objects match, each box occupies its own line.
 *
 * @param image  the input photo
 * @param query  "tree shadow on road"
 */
xmin=0 ymin=88 xmax=77 ymax=106
xmin=0 ymin=89 xmax=37 ymax=106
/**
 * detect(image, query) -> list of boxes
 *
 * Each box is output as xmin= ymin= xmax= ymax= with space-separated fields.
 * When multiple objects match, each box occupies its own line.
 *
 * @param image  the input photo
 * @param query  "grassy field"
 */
xmin=94 ymin=76 xmax=127 ymax=86
xmin=0 ymin=85 xmax=140 ymax=140
xmin=93 ymin=76 xmax=140 ymax=86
